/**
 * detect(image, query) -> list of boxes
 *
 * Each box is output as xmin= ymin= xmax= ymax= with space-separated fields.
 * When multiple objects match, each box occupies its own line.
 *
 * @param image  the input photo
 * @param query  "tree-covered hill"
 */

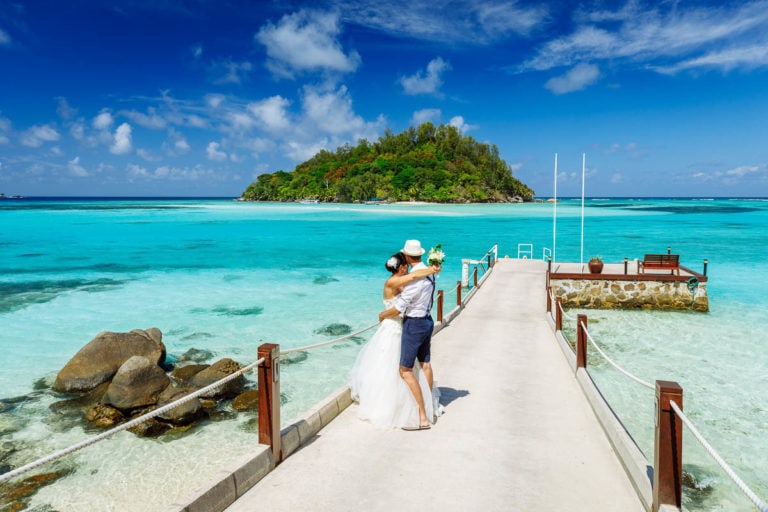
xmin=240 ymin=123 xmax=534 ymax=203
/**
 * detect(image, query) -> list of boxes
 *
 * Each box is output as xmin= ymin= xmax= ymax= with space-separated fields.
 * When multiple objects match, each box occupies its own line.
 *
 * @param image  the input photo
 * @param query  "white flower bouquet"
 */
xmin=427 ymin=244 xmax=445 ymax=266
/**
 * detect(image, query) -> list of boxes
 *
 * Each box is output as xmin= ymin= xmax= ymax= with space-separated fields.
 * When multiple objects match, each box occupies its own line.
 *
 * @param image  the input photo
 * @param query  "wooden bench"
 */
xmin=640 ymin=254 xmax=680 ymax=275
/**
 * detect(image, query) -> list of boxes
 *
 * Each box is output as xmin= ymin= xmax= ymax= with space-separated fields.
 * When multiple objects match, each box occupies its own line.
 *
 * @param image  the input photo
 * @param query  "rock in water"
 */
xmin=102 ymin=356 xmax=170 ymax=410
xmin=189 ymin=358 xmax=245 ymax=399
xmin=53 ymin=328 xmax=166 ymax=393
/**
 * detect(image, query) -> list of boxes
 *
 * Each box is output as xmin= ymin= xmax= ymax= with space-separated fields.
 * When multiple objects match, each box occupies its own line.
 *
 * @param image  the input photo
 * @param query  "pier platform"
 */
xmin=224 ymin=259 xmax=645 ymax=511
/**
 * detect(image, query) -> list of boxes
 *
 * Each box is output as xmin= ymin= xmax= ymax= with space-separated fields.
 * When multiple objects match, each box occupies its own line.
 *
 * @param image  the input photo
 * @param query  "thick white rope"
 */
xmin=580 ymin=321 xmax=655 ymax=390
xmin=669 ymin=400 xmax=768 ymax=512
xmin=280 ymin=322 xmax=378 ymax=355
xmin=558 ymin=301 xmax=577 ymax=322
xmin=0 ymin=356 xmax=266 ymax=484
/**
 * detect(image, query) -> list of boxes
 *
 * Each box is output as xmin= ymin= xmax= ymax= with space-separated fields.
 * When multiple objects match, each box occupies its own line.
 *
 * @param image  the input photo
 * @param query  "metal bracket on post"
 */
xmin=258 ymin=343 xmax=281 ymax=463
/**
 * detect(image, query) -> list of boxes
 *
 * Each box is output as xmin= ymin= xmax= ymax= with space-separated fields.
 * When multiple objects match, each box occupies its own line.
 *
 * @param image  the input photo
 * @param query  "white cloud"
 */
xmin=122 ymin=109 xmax=167 ymax=129
xmin=110 ymin=123 xmax=133 ymax=155
xmin=20 ymin=124 xmax=60 ymax=147
xmin=248 ymin=95 xmax=291 ymax=132
xmin=68 ymin=156 xmax=88 ymax=177
xmin=545 ymin=63 xmax=600 ymax=94
xmin=256 ymin=10 xmax=361 ymax=79
xmin=400 ymin=57 xmax=451 ymax=95
xmin=206 ymin=141 xmax=228 ymax=161
xmin=411 ymin=108 xmax=441 ymax=126
xmin=212 ymin=59 xmax=253 ymax=85
xmin=56 ymin=98 xmax=77 ymax=120
xmin=128 ymin=163 xmax=215 ymax=181
xmin=192 ymin=44 xmax=203 ymax=59
xmin=448 ymin=115 xmax=477 ymax=133
xmin=725 ymin=165 xmax=760 ymax=177
xmin=285 ymin=138 xmax=329 ymax=162
xmin=205 ymin=94 xmax=225 ymax=109
xmin=610 ymin=173 xmax=624 ymax=184
xmin=174 ymin=137 xmax=190 ymax=153
xmin=302 ymin=85 xmax=383 ymax=137
xmin=0 ymin=134 xmax=8 ymax=145
xmin=93 ymin=111 xmax=114 ymax=130
xmin=137 ymin=148 xmax=162 ymax=162
xmin=337 ymin=0 xmax=547 ymax=44
xmin=0 ymin=29 xmax=10 ymax=45
xmin=522 ymin=1 xmax=768 ymax=75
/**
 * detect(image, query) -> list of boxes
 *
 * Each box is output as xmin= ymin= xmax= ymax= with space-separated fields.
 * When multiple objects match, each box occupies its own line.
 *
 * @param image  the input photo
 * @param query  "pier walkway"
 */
xmin=225 ymin=259 xmax=645 ymax=511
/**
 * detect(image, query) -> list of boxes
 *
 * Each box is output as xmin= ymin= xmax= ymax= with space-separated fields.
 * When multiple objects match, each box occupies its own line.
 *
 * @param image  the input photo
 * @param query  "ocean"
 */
xmin=0 ymin=197 xmax=766 ymax=511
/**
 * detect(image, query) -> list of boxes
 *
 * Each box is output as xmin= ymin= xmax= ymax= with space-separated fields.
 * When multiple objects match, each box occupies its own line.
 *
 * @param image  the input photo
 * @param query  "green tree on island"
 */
xmin=241 ymin=122 xmax=535 ymax=203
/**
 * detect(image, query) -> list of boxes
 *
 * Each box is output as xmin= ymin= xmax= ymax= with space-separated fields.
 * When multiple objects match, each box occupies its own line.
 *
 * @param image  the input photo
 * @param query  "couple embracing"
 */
xmin=349 ymin=239 xmax=443 ymax=431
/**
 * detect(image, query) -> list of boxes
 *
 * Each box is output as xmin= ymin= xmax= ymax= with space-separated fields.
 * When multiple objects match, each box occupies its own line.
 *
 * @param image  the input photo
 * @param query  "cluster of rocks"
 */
xmin=51 ymin=328 xmax=259 ymax=437
xmin=551 ymin=279 xmax=709 ymax=312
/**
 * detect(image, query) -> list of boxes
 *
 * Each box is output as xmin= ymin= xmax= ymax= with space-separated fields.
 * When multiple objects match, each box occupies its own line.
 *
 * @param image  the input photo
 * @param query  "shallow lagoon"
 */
xmin=1 ymin=198 xmax=766 ymax=510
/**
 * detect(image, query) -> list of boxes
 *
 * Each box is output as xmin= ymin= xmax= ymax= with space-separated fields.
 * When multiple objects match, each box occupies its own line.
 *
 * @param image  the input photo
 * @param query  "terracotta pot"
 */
xmin=589 ymin=261 xmax=604 ymax=274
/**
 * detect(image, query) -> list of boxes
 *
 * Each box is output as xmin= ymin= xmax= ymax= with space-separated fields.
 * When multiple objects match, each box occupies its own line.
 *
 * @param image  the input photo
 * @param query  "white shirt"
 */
xmin=393 ymin=262 xmax=435 ymax=318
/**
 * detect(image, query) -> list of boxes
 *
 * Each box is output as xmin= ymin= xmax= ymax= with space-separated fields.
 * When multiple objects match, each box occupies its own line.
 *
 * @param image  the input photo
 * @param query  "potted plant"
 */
xmin=588 ymin=256 xmax=604 ymax=274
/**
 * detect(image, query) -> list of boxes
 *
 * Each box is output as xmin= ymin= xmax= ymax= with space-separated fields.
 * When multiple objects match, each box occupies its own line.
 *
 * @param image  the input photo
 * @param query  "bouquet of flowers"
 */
xmin=427 ymin=244 xmax=445 ymax=266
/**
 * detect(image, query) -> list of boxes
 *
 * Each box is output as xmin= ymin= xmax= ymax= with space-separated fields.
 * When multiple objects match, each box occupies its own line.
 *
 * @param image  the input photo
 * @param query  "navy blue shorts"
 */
xmin=400 ymin=316 xmax=434 ymax=368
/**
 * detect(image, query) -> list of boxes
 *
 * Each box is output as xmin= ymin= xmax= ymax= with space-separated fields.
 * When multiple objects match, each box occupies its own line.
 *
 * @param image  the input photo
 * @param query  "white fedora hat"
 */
xmin=401 ymin=239 xmax=425 ymax=256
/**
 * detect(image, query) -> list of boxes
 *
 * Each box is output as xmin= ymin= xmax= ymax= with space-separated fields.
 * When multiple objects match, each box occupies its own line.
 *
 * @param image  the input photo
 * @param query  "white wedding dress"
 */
xmin=349 ymin=297 xmax=442 ymax=429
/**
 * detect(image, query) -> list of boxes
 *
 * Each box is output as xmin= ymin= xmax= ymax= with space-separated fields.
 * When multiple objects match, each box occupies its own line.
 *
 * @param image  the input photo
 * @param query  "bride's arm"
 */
xmin=388 ymin=265 xmax=440 ymax=288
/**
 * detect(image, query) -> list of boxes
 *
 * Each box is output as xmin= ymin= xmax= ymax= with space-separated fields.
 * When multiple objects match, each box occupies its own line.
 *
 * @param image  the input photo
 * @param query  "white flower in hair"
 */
xmin=386 ymin=256 xmax=399 ymax=269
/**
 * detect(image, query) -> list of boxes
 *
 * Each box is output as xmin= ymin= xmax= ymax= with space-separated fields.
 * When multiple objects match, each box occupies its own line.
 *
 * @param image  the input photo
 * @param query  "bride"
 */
xmin=349 ymin=252 xmax=441 ymax=429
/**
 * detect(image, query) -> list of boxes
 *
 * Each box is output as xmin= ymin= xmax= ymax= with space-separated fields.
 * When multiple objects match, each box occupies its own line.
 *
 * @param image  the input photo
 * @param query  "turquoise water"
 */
xmin=0 ymin=197 xmax=766 ymax=510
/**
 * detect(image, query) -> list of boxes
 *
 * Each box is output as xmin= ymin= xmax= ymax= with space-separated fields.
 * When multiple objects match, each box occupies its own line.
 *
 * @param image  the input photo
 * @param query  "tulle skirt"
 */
xmin=349 ymin=318 xmax=441 ymax=429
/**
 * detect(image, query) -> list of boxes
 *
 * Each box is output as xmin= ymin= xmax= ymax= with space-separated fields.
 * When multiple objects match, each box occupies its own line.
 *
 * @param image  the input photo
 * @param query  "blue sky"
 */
xmin=1 ymin=0 xmax=767 ymax=198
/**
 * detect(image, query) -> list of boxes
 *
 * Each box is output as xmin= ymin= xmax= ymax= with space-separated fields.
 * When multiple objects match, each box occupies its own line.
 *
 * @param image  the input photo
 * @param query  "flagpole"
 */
xmin=580 ymin=152 xmax=586 ymax=269
xmin=553 ymin=153 xmax=558 ymax=263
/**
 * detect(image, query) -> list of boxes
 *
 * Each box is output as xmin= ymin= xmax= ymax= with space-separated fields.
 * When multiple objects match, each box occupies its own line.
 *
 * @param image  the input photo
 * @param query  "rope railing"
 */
xmin=281 ymin=322 xmax=379 ymax=355
xmin=580 ymin=321 xmax=654 ymax=390
xmin=559 ymin=301 xmax=577 ymax=322
xmin=0 ymin=356 xmax=266 ymax=485
xmin=669 ymin=400 xmax=768 ymax=512
xmin=0 ymin=321 xmax=385 ymax=485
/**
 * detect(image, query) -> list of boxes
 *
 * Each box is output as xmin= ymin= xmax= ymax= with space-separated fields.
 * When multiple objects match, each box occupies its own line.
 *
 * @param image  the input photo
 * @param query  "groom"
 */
xmin=379 ymin=239 xmax=438 ymax=430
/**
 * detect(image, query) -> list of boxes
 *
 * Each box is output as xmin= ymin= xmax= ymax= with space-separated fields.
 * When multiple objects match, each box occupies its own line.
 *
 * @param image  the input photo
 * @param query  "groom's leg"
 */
xmin=421 ymin=361 xmax=433 ymax=390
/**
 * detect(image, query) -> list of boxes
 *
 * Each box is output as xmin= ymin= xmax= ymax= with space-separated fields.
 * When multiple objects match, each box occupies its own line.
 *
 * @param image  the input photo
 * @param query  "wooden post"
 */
xmin=487 ymin=253 xmax=492 ymax=269
xmin=653 ymin=380 xmax=684 ymax=511
xmin=555 ymin=299 xmax=563 ymax=331
xmin=457 ymin=281 xmax=462 ymax=306
xmin=667 ymin=246 xmax=671 ymax=254
xmin=576 ymin=314 xmax=587 ymax=369
xmin=258 ymin=343 xmax=281 ymax=462
xmin=437 ymin=290 xmax=444 ymax=322
xmin=547 ymin=257 xmax=552 ymax=273
xmin=703 ymin=259 xmax=708 ymax=276
xmin=473 ymin=266 xmax=478 ymax=287
xmin=546 ymin=286 xmax=552 ymax=313
xmin=624 ymin=257 xmax=628 ymax=275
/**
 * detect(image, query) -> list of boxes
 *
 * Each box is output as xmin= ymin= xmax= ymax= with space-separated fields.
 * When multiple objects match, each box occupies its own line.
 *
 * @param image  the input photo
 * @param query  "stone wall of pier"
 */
xmin=551 ymin=278 xmax=709 ymax=312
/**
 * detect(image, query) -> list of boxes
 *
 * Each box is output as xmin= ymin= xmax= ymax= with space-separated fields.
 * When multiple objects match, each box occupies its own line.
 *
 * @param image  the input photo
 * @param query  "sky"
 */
xmin=1 ymin=0 xmax=768 ymax=198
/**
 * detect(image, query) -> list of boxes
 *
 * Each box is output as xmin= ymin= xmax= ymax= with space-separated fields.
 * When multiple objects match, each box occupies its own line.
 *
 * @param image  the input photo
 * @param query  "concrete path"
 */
xmin=225 ymin=259 xmax=645 ymax=512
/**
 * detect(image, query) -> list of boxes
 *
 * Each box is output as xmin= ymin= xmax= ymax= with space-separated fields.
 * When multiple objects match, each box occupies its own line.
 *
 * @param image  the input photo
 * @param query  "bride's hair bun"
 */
xmin=385 ymin=252 xmax=407 ymax=273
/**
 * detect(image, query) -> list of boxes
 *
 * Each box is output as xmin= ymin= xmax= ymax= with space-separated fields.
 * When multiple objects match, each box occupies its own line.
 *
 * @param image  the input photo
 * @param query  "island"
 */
xmin=240 ymin=123 xmax=534 ymax=203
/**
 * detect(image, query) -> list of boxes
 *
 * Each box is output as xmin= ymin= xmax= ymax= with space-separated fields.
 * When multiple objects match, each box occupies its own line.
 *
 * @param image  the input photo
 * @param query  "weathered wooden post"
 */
xmin=258 ymin=343 xmax=281 ymax=462
xmin=437 ymin=290 xmax=444 ymax=322
xmin=576 ymin=314 xmax=588 ymax=369
xmin=457 ymin=281 xmax=462 ymax=306
xmin=653 ymin=381 xmax=684 ymax=511
xmin=546 ymin=286 xmax=552 ymax=313
xmin=473 ymin=266 xmax=478 ymax=287
xmin=555 ymin=298 xmax=563 ymax=331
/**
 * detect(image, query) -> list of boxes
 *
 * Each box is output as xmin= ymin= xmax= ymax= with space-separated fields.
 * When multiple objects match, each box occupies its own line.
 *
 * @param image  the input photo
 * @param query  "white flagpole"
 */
xmin=553 ymin=153 xmax=558 ymax=263
xmin=580 ymin=152 xmax=586 ymax=269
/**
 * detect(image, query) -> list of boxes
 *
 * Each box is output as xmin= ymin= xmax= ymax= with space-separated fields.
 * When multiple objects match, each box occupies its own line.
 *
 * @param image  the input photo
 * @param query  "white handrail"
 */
xmin=580 ymin=320 xmax=655 ymax=391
